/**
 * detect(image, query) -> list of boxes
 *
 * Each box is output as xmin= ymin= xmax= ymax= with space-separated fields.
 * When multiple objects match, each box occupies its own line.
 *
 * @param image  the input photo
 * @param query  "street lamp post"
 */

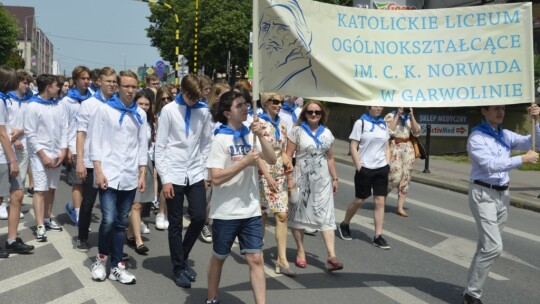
xmin=24 ymin=15 xmax=37 ymax=73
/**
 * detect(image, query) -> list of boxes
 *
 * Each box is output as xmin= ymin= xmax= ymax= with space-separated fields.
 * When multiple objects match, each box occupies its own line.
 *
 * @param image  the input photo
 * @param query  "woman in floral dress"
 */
xmin=385 ymin=107 xmax=421 ymax=217
xmin=258 ymin=92 xmax=295 ymax=276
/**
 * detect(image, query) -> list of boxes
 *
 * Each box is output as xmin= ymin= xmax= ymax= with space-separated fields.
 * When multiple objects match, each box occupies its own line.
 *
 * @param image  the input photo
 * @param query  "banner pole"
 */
xmin=252 ymin=0 xmax=260 ymax=145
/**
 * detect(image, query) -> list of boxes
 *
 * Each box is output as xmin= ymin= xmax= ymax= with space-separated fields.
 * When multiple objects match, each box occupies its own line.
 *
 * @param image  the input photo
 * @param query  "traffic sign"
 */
xmin=156 ymin=60 xmax=165 ymax=70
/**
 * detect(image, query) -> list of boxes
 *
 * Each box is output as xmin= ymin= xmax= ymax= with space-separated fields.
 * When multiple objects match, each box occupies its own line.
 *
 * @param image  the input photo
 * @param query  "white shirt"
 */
xmin=0 ymin=100 xmax=11 ymax=164
xmin=279 ymin=106 xmax=302 ymax=132
xmin=89 ymin=102 xmax=148 ymax=190
xmin=60 ymin=96 xmax=82 ymax=155
xmin=207 ymin=133 xmax=261 ymax=220
xmin=24 ymin=100 xmax=69 ymax=165
xmin=349 ymin=118 xmax=389 ymax=169
xmin=76 ymin=94 xmax=106 ymax=168
xmin=6 ymin=96 xmax=29 ymax=148
xmin=154 ymin=101 xmax=212 ymax=185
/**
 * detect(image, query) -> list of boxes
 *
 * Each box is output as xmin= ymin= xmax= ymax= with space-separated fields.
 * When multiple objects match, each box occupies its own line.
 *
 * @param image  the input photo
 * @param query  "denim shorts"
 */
xmin=212 ymin=216 xmax=263 ymax=259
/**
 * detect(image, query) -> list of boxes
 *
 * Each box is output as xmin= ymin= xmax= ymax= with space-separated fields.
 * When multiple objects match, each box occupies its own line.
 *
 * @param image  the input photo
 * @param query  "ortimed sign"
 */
xmin=253 ymin=0 xmax=534 ymax=107
xmin=416 ymin=112 xmax=469 ymax=137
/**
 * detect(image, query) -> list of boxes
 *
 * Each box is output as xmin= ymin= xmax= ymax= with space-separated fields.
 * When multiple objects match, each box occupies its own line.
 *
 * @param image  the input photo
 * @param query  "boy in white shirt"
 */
xmin=0 ymin=67 xmax=34 ymax=257
xmin=74 ymin=67 xmax=117 ymax=252
xmin=89 ymin=70 xmax=147 ymax=284
xmin=154 ymin=74 xmax=212 ymax=288
xmin=25 ymin=74 xmax=68 ymax=241
xmin=61 ymin=66 xmax=92 ymax=227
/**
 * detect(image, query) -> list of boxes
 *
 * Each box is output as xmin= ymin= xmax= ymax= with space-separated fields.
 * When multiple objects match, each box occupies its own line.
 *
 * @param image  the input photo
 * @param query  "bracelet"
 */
xmin=332 ymin=178 xmax=338 ymax=181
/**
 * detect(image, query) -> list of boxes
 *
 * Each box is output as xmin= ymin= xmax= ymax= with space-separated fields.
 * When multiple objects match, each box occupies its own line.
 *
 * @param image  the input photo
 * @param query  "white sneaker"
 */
xmin=155 ymin=213 xmax=168 ymax=230
xmin=91 ymin=254 xmax=108 ymax=281
xmin=140 ymin=221 xmax=150 ymax=234
xmin=0 ymin=202 xmax=7 ymax=220
xmin=19 ymin=211 xmax=24 ymax=219
xmin=109 ymin=262 xmax=136 ymax=284
xmin=200 ymin=224 xmax=212 ymax=243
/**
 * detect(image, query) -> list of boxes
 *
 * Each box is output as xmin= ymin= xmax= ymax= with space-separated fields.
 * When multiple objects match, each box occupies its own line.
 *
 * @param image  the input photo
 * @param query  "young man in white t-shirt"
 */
xmin=25 ymin=74 xmax=69 ymax=242
xmin=89 ymin=70 xmax=147 ymax=284
xmin=205 ymin=91 xmax=276 ymax=304
xmin=61 ymin=66 xmax=93 ymax=227
xmin=154 ymin=75 xmax=212 ymax=288
xmin=0 ymin=67 xmax=34 ymax=257
xmin=74 ymin=67 xmax=117 ymax=252
xmin=339 ymin=106 xmax=392 ymax=249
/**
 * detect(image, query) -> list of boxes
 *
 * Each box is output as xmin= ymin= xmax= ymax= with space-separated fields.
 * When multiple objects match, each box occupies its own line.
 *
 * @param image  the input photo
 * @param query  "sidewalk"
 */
xmin=332 ymin=139 xmax=540 ymax=213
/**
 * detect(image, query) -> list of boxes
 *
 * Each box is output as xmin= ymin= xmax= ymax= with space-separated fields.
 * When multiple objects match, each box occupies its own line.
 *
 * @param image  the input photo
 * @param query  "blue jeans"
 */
xmin=97 ymin=187 xmax=136 ymax=267
xmin=166 ymin=180 xmax=206 ymax=275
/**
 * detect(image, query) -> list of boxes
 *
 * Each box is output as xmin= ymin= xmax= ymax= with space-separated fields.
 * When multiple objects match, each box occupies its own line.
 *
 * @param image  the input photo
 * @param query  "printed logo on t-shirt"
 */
xmin=229 ymin=144 xmax=252 ymax=161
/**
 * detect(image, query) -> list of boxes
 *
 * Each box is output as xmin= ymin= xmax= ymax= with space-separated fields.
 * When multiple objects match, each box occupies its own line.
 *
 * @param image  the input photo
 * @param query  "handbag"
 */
xmin=410 ymin=134 xmax=426 ymax=159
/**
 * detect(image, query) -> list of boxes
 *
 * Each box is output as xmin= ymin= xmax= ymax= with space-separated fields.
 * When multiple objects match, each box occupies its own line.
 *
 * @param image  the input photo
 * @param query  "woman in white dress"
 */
xmin=286 ymin=100 xmax=343 ymax=272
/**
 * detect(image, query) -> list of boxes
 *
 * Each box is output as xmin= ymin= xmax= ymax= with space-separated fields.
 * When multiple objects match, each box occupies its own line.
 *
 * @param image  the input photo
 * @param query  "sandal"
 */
xmin=326 ymin=257 xmax=343 ymax=272
xmin=295 ymin=258 xmax=307 ymax=268
xmin=135 ymin=244 xmax=149 ymax=254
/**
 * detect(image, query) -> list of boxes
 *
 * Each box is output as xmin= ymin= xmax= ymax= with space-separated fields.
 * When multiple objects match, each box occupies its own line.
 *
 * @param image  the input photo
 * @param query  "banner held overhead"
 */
xmin=254 ymin=0 xmax=534 ymax=107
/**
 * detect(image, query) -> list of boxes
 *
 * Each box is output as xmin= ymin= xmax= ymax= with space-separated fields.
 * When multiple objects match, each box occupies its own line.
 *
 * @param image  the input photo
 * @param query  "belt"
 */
xmin=472 ymin=180 xmax=509 ymax=191
xmin=392 ymin=137 xmax=410 ymax=144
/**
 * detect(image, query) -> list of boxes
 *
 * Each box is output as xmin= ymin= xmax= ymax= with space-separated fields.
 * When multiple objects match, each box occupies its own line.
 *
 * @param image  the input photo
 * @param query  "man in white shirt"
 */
xmin=74 ymin=67 xmax=117 ymax=252
xmin=89 ymin=70 xmax=147 ymax=284
xmin=25 ymin=74 xmax=68 ymax=242
xmin=154 ymin=74 xmax=212 ymax=288
xmin=61 ymin=66 xmax=92 ymax=227
xmin=0 ymin=67 xmax=34 ymax=257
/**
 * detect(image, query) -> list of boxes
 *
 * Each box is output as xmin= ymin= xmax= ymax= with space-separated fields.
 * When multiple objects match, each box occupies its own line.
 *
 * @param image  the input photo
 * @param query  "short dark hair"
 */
xmin=36 ymin=74 xmax=58 ymax=94
xmin=0 ymin=67 xmax=18 ymax=93
xmin=211 ymin=90 xmax=244 ymax=125
xmin=181 ymin=74 xmax=202 ymax=102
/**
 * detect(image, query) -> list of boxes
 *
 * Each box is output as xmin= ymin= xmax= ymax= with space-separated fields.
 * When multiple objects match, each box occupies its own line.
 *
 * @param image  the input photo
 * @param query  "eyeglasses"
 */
xmin=267 ymin=98 xmax=283 ymax=105
xmin=306 ymin=110 xmax=322 ymax=116
xmin=162 ymin=97 xmax=172 ymax=102
xmin=119 ymin=85 xmax=138 ymax=90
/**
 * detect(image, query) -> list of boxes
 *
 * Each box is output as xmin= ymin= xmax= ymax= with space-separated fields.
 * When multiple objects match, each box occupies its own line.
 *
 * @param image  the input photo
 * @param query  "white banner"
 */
xmin=254 ymin=0 xmax=534 ymax=107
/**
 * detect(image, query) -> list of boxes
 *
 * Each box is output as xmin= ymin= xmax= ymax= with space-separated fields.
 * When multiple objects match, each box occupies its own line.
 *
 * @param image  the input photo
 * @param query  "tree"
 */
xmin=4 ymin=51 xmax=24 ymax=69
xmin=0 ymin=5 xmax=19 ymax=66
xmin=145 ymin=0 xmax=351 ymax=78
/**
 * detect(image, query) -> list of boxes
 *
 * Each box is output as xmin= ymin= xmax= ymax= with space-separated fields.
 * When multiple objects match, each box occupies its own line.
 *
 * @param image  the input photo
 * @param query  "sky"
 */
xmin=2 ymin=0 xmax=162 ymax=75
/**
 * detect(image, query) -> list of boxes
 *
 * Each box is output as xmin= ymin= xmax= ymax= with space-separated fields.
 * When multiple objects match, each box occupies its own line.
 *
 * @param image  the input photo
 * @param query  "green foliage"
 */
xmin=4 ymin=51 xmax=24 ymax=69
xmin=0 ymin=5 xmax=20 ymax=66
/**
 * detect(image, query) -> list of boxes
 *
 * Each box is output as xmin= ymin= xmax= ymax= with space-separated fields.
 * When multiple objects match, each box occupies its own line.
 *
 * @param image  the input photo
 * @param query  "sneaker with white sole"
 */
xmin=140 ymin=221 xmax=150 ymax=234
xmin=200 ymin=224 xmax=212 ymax=243
xmin=65 ymin=202 xmax=78 ymax=226
xmin=0 ymin=202 xmax=8 ymax=220
xmin=35 ymin=225 xmax=47 ymax=242
xmin=91 ymin=254 xmax=107 ymax=281
xmin=45 ymin=219 xmax=63 ymax=232
xmin=109 ymin=262 xmax=136 ymax=284
xmin=155 ymin=213 xmax=168 ymax=230
xmin=373 ymin=235 xmax=391 ymax=250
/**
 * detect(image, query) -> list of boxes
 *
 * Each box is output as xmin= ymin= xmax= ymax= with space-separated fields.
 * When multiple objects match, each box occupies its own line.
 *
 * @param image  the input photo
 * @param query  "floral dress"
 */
xmin=287 ymin=126 xmax=336 ymax=231
xmin=259 ymin=119 xmax=289 ymax=214
xmin=384 ymin=112 xmax=417 ymax=195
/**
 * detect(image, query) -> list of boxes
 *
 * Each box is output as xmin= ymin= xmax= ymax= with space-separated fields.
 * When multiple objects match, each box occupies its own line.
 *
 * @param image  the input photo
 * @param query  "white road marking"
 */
xmin=364 ymin=281 xmax=431 ymax=304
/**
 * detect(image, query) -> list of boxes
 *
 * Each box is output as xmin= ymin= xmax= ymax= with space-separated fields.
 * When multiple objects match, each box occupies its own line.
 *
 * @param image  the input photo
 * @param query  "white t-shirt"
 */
xmin=349 ymin=118 xmax=389 ymax=169
xmin=206 ymin=132 xmax=261 ymax=220
xmin=0 ymin=100 xmax=11 ymax=164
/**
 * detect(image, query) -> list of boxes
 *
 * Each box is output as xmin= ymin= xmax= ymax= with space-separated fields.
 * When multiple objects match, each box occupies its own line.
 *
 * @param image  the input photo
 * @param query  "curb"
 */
xmin=333 ymin=155 xmax=540 ymax=213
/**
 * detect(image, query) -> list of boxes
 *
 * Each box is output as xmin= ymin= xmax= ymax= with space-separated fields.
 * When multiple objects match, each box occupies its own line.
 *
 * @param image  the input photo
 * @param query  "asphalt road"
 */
xmin=1 ymin=162 xmax=539 ymax=304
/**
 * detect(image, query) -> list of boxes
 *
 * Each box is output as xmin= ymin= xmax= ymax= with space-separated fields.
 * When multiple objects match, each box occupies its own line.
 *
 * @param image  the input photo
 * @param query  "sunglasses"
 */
xmin=267 ymin=98 xmax=283 ymax=105
xmin=306 ymin=110 xmax=322 ymax=116
xmin=162 ymin=97 xmax=172 ymax=101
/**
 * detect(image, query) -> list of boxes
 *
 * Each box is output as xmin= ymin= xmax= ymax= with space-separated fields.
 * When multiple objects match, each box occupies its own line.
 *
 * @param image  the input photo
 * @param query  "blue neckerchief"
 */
xmin=106 ymin=94 xmax=143 ymax=125
xmin=200 ymin=97 xmax=208 ymax=104
xmin=66 ymin=87 xmax=92 ymax=103
xmin=29 ymin=94 xmax=57 ymax=105
xmin=93 ymin=90 xmax=107 ymax=103
xmin=176 ymin=94 xmax=208 ymax=136
xmin=90 ymin=83 xmax=99 ymax=93
xmin=7 ymin=90 xmax=33 ymax=107
xmin=390 ymin=110 xmax=410 ymax=127
xmin=0 ymin=92 xmax=8 ymax=104
xmin=471 ymin=119 xmax=510 ymax=149
xmin=360 ymin=113 xmax=386 ymax=132
xmin=248 ymin=108 xmax=254 ymax=116
xmin=214 ymin=124 xmax=250 ymax=146
xmin=258 ymin=112 xmax=281 ymax=141
xmin=300 ymin=122 xmax=326 ymax=147
xmin=281 ymin=102 xmax=298 ymax=123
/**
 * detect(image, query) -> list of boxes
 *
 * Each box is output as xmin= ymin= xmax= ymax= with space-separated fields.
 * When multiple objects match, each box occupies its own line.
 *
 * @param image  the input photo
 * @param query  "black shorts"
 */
xmin=354 ymin=165 xmax=390 ymax=199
